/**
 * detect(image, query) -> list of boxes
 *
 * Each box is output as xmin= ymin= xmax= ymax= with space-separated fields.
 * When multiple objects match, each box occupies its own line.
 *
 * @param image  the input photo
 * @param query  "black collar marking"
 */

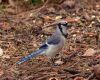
xmin=58 ymin=25 xmax=68 ymax=38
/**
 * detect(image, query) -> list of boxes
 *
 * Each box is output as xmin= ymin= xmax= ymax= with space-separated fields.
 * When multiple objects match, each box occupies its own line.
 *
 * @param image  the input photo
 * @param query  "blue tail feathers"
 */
xmin=16 ymin=49 xmax=45 ymax=64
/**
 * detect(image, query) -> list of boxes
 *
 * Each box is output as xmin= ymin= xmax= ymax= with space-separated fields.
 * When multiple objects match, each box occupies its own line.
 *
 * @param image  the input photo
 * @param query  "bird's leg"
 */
xmin=43 ymin=58 xmax=55 ymax=66
xmin=50 ymin=58 xmax=55 ymax=64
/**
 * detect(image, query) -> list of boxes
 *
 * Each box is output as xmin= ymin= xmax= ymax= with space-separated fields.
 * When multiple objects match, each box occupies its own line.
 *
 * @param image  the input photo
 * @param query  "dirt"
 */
xmin=0 ymin=0 xmax=100 ymax=80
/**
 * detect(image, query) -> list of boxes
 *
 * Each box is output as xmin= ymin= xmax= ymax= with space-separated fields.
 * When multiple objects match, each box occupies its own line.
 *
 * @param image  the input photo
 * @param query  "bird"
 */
xmin=16 ymin=20 xmax=68 ymax=65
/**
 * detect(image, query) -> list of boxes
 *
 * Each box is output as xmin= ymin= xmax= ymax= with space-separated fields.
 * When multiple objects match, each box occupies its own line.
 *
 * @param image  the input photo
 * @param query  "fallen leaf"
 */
xmin=96 ymin=4 xmax=100 ymax=8
xmin=49 ymin=77 xmax=59 ymax=80
xmin=33 ymin=43 xmax=38 ymax=48
xmin=55 ymin=16 xmax=62 ymax=20
xmin=87 ymin=33 xmax=96 ymax=37
xmin=61 ymin=0 xmax=75 ymax=9
xmin=91 ymin=15 xmax=96 ymax=19
xmin=0 ymin=0 xmax=2 ymax=3
xmin=4 ymin=8 xmax=16 ymax=14
xmin=0 ymin=22 xmax=11 ymax=30
xmin=65 ymin=18 xmax=79 ymax=23
xmin=83 ymin=12 xmax=92 ymax=21
xmin=0 ymin=66 xmax=4 ymax=77
xmin=2 ymin=55 xmax=10 ymax=59
xmin=36 ymin=56 xmax=48 ymax=61
xmin=55 ymin=60 xmax=64 ymax=65
xmin=48 ymin=7 xmax=55 ymax=13
xmin=95 ymin=54 xmax=100 ymax=59
xmin=74 ymin=77 xmax=87 ymax=80
xmin=0 ymin=48 xmax=3 ymax=57
xmin=93 ymin=64 xmax=100 ymax=79
xmin=42 ymin=16 xmax=53 ymax=21
xmin=82 ymin=48 xmax=96 ymax=57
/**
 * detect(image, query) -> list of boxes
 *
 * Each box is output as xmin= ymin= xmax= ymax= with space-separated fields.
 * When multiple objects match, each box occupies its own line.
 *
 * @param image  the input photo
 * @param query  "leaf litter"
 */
xmin=0 ymin=0 xmax=100 ymax=80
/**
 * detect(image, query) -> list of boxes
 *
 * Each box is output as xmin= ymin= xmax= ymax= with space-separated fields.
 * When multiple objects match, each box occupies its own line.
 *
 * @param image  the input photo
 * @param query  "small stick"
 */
xmin=87 ymin=73 xmax=95 ymax=80
xmin=43 ymin=18 xmax=79 ymax=29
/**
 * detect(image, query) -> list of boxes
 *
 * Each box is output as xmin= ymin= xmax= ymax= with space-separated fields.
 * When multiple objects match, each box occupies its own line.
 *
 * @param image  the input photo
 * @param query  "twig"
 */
xmin=43 ymin=20 xmax=59 ymax=29
xmin=63 ymin=68 xmax=81 ymax=74
xmin=37 ymin=75 xmax=51 ymax=80
xmin=15 ymin=0 xmax=49 ymax=19
xmin=65 ymin=74 xmax=81 ymax=80
xmin=87 ymin=73 xmax=95 ymax=80
xmin=43 ymin=18 xmax=79 ymax=29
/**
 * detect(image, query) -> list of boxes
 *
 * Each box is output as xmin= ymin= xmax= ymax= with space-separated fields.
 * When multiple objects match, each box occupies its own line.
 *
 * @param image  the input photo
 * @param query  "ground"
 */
xmin=0 ymin=0 xmax=100 ymax=80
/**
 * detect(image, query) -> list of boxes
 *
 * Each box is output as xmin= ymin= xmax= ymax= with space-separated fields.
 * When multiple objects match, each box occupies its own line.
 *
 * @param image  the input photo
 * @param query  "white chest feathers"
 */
xmin=46 ymin=36 xmax=65 ymax=58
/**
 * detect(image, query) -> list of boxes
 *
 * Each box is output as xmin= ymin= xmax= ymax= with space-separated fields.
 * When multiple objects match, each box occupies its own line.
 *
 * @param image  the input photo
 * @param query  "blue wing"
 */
xmin=16 ymin=44 xmax=48 ymax=64
xmin=47 ymin=33 xmax=60 ymax=45
xmin=39 ymin=43 xmax=48 ymax=49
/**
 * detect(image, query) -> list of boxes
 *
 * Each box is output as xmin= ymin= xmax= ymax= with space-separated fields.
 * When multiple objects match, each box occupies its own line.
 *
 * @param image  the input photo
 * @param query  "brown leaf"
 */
xmin=65 ymin=18 xmax=79 ymax=23
xmin=55 ymin=16 xmax=62 ymax=20
xmin=2 ymin=55 xmax=10 ymax=59
xmin=82 ymin=48 xmax=96 ymax=57
xmin=4 ymin=8 xmax=16 ymax=14
xmin=87 ymin=33 xmax=96 ymax=37
xmin=0 ymin=66 xmax=4 ymax=77
xmin=55 ymin=60 xmax=64 ymax=65
xmin=74 ymin=77 xmax=86 ymax=80
xmin=49 ymin=77 xmax=59 ymax=80
xmin=62 ymin=0 xmax=75 ymax=9
xmin=0 ymin=22 xmax=11 ymax=30
xmin=0 ymin=48 xmax=3 ymax=56
xmin=0 ymin=0 xmax=2 ymax=3
xmin=83 ymin=12 xmax=92 ymax=21
xmin=93 ymin=64 xmax=100 ymax=79
xmin=95 ymin=54 xmax=100 ymax=59
xmin=36 ymin=56 xmax=48 ymax=61
xmin=42 ymin=16 xmax=53 ymax=21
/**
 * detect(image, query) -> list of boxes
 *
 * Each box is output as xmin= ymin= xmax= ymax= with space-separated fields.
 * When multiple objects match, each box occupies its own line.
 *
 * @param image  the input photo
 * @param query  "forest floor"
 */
xmin=0 ymin=0 xmax=100 ymax=80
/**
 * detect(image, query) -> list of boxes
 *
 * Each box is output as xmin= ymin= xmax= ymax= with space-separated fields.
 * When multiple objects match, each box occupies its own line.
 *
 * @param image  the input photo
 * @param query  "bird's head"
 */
xmin=57 ymin=20 xmax=68 ymax=38
xmin=58 ymin=20 xmax=68 ymax=27
xmin=57 ymin=18 xmax=78 ymax=38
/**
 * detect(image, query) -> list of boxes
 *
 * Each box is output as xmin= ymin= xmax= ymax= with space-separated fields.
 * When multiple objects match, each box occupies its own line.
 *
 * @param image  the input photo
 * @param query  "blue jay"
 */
xmin=16 ymin=20 xmax=68 ymax=64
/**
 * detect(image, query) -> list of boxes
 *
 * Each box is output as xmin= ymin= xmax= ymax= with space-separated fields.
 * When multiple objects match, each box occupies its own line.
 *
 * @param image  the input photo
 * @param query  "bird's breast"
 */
xmin=46 ymin=37 xmax=65 ymax=58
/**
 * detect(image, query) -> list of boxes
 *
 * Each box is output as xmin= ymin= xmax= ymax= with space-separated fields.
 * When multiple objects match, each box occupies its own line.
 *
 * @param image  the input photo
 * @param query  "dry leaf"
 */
xmin=43 ymin=16 xmax=52 ymax=21
xmin=55 ymin=60 xmax=64 ymax=65
xmin=0 ymin=22 xmax=11 ymax=30
xmin=0 ymin=0 xmax=2 ymax=3
xmin=36 ymin=56 xmax=48 ymax=61
xmin=95 ymin=54 xmax=100 ymax=59
xmin=65 ymin=18 xmax=79 ymax=23
xmin=55 ymin=16 xmax=62 ymax=20
xmin=48 ymin=7 xmax=55 ymax=13
xmin=0 ymin=48 xmax=3 ymax=57
xmin=96 ymin=4 xmax=100 ymax=8
xmin=0 ymin=66 xmax=4 ymax=77
xmin=93 ymin=64 xmax=100 ymax=79
xmin=87 ymin=33 xmax=96 ymax=37
xmin=62 ymin=0 xmax=75 ymax=9
xmin=4 ymin=8 xmax=16 ymax=14
xmin=9 ymin=0 xmax=16 ymax=6
xmin=2 ymin=55 xmax=10 ymax=59
xmin=74 ymin=77 xmax=87 ymax=80
xmin=82 ymin=48 xmax=96 ymax=56
xmin=49 ymin=77 xmax=59 ymax=80
xmin=83 ymin=12 xmax=92 ymax=21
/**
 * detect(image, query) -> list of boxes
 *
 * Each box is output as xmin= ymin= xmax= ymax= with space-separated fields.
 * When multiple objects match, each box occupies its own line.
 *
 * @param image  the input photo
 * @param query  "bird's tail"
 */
xmin=16 ymin=49 xmax=45 ymax=64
